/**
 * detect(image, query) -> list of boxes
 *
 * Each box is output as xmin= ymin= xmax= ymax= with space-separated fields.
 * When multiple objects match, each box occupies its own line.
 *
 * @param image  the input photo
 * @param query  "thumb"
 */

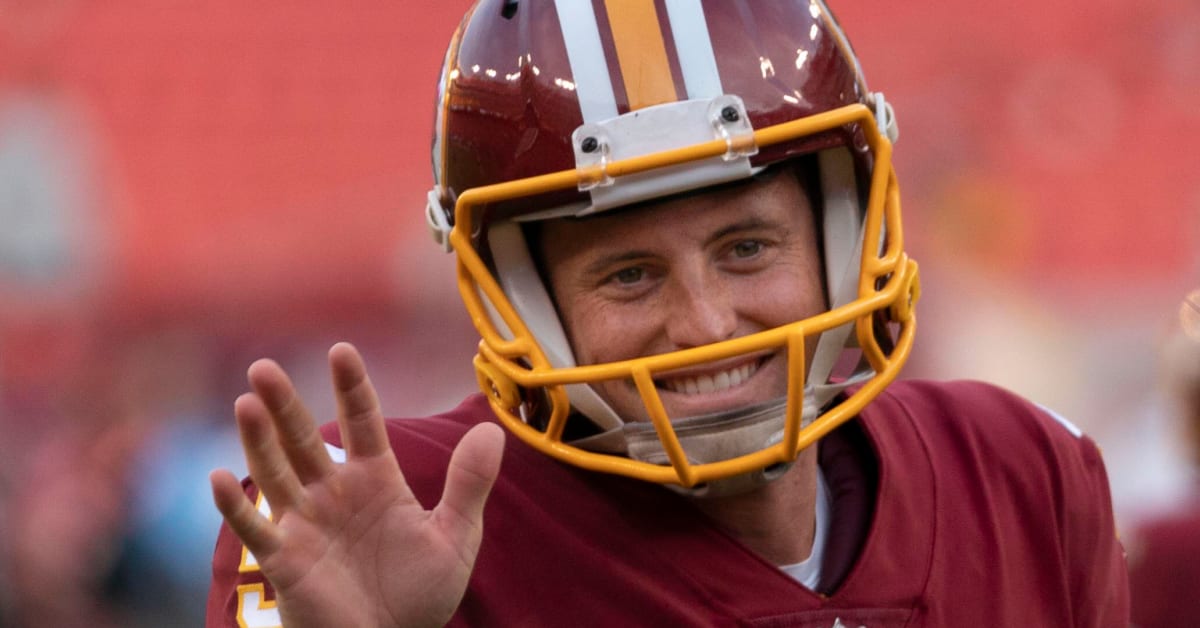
xmin=437 ymin=422 xmax=505 ymax=536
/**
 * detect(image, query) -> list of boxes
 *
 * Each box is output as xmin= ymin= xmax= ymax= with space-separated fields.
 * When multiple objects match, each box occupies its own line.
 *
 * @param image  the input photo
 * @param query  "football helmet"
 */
xmin=426 ymin=0 xmax=919 ymax=495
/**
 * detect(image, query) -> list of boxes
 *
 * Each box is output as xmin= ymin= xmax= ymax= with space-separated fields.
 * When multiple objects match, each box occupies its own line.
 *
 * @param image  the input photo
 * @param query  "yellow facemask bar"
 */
xmin=447 ymin=103 xmax=919 ymax=488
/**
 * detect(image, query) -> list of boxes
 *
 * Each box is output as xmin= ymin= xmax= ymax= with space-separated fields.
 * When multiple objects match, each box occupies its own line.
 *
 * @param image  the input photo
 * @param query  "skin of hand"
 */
xmin=209 ymin=342 xmax=505 ymax=628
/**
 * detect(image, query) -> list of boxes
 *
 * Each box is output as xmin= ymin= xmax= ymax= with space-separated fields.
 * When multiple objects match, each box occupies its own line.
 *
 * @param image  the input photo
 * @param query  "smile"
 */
xmin=657 ymin=359 xmax=761 ymax=395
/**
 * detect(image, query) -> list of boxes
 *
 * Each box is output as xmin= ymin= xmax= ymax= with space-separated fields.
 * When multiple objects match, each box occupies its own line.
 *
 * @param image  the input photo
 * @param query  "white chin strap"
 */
xmin=568 ymin=384 xmax=843 ymax=498
xmin=624 ymin=389 xmax=826 ymax=498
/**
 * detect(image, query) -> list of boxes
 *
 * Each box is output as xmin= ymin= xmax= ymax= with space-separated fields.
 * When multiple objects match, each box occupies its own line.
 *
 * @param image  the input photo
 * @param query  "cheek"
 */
xmin=745 ymin=250 xmax=826 ymax=323
xmin=560 ymin=298 xmax=655 ymax=366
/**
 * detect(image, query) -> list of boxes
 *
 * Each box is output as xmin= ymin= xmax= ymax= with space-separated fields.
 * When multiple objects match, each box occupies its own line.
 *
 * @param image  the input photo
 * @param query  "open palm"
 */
xmin=210 ymin=342 xmax=504 ymax=628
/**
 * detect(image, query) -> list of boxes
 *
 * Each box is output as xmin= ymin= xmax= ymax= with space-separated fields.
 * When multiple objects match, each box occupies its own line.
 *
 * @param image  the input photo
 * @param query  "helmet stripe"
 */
xmin=554 ymin=0 xmax=620 ymax=122
xmin=433 ymin=1 xmax=481 ymax=189
xmin=432 ymin=22 xmax=464 ymax=188
xmin=664 ymin=0 xmax=723 ymax=99
xmin=602 ymin=0 xmax=677 ymax=110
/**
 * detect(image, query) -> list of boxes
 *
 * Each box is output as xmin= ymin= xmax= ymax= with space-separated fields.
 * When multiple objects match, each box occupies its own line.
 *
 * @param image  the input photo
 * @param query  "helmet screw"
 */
xmin=580 ymin=136 xmax=599 ymax=153
xmin=720 ymin=106 xmax=740 ymax=123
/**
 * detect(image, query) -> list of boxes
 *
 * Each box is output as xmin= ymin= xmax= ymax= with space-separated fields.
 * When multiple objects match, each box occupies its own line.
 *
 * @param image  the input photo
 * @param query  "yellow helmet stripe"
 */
xmin=603 ymin=0 xmax=679 ymax=110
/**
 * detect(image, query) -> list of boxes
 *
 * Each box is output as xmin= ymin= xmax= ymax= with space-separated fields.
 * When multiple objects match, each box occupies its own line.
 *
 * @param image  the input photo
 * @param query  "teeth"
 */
xmin=662 ymin=361 xmax=758 ymax=395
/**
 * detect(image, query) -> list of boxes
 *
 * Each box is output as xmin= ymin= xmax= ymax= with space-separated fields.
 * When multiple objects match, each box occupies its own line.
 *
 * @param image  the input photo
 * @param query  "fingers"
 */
xmin=247 ymin=359 xmax=336 ymax=484
xmin=210 ymin=468 xmax=282 ymax=558
xmin=328 ymin=343 xmax=390 ymax=459
xmin=234 ymin=392 xmax=309 ymax=513
xmin=437 ymin=422 xmax=505 ymax=538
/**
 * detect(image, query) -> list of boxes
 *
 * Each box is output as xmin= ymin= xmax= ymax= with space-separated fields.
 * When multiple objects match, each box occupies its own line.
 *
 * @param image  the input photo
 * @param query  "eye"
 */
xmin=732 ymin=240 xmax=764 ymax=258
xmin=611 ymin=266 xmax=645 ymax=285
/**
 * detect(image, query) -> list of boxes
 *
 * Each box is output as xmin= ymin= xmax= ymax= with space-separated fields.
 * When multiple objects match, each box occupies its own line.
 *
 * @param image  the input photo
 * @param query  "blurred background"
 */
xmin=0 ymin=0 xmax=1197 ymax=625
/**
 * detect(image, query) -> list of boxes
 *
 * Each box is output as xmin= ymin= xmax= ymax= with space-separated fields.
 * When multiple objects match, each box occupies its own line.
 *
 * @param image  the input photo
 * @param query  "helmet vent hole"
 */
xmin=501 ymin=0 xmax=518 ymax=19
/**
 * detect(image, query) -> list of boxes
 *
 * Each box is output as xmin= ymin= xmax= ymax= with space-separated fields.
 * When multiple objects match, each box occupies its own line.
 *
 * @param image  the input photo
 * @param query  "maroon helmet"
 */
xmin=426 ymin=0 xmax=918 ymax=495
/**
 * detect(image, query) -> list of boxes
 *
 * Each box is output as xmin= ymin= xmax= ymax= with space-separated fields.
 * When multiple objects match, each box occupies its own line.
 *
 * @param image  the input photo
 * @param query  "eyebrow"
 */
xmin=581 ymin=250 xmax=653 ymax=278
xmin=708 ymin=217 xmax=781 ymax=244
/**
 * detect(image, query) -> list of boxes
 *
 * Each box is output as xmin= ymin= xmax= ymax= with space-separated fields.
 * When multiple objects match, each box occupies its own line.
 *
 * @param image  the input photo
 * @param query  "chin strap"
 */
xmin=567 ymin=381 xmax=864 ymax=498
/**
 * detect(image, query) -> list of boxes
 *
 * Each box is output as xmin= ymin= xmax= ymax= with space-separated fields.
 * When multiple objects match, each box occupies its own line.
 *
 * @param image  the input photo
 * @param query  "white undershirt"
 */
xmin=778 ymin=468 xmax=831 ymax=589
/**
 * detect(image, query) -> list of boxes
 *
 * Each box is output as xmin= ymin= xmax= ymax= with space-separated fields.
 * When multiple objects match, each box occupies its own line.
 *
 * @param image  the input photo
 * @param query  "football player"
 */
xmin=208 ymin=1 xmax=1129 ymax=625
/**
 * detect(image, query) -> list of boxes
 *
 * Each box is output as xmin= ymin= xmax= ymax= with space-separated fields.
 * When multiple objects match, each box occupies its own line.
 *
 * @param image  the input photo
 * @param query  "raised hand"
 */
xmin=209 ymin=342 xmax=505 ymax=628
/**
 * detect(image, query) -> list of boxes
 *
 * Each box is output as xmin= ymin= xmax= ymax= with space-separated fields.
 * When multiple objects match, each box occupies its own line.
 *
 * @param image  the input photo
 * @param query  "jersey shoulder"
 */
xmin=874 ymin=379 xmax=1097 ymax=465
xmin=852 ymin=380 xmax=1128 ymax=623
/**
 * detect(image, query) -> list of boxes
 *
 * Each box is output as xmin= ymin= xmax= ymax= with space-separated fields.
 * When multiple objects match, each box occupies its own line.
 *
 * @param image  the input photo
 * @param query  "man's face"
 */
xmin=538 ymin=170 xmax=826 ymax=423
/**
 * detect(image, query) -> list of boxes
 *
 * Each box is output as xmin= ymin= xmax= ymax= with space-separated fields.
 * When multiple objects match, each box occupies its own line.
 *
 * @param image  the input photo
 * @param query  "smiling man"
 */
xmin=207 ymin=1 xmax=1129 ymax=626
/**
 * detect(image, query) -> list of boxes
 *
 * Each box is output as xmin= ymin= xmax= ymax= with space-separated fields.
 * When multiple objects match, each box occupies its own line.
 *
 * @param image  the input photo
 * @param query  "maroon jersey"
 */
xmin=208 ymin=380 xmax=1128 ymax=626
xmin=1126 ymin=497 xmax=1200 ymax=627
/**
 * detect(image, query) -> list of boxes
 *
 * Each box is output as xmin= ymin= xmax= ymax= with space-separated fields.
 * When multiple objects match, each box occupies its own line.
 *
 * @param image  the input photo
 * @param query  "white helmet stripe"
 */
xmin=554 ymin=0 xmax=619 ymax=123
xmin=664 ymin=0 xmax=724 ymax=99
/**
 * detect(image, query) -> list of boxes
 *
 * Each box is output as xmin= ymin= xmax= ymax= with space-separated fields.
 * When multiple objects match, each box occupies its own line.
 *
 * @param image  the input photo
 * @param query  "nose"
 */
xmin=663 ymin=271 xmax=738 ymax=349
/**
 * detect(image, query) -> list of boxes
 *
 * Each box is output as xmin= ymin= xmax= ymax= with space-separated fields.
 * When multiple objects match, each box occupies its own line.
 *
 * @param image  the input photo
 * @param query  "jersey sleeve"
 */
xmin=991 ymin=389 xmax=1130 ymax=626
xmin=1056 ymin=420 xmax=1130 ymax=627
xmin=895 ymin=379 xmax=1131 ymax=625
xmin=205 ymin=480 xmax=283 ymax=628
